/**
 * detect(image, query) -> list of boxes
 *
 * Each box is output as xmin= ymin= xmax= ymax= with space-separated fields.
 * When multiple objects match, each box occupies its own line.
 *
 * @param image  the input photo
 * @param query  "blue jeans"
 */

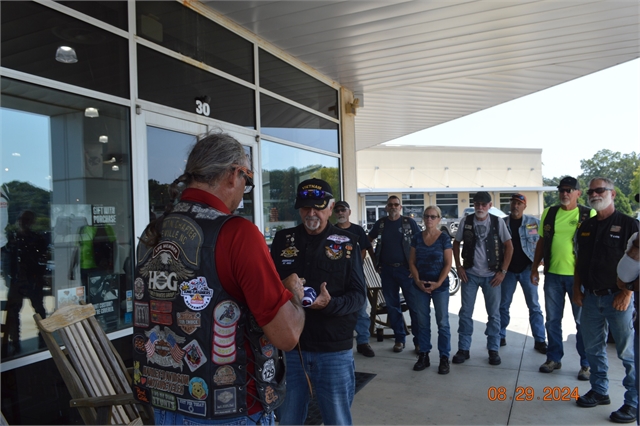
xmin=543 ymin=273 xmax=588 ymax=366
xmin=154 ymin=409 xmax=274 ymax=425
xmin=354 ymin=297 xmax=371 ymax=345
xmin=581 ymin=292 xmax=637 ymax=408
xmin=277 ymin=349 xmax=355 ymax=425
xmin=380 ymin=265 xmax=420 ymax=344
xmin=500 ymin=265 xmax=546 ymax=342
xmin=457 ymin=273 xmax=501 ymax=352
xmin=414 ymin=287 xmax=451 ymax=358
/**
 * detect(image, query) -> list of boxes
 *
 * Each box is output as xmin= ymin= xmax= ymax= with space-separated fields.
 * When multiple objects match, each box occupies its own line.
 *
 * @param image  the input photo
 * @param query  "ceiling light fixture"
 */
xmin=55 ymin=46 xmax=78 ymax=63
xmin=84 ymin=107 xmax=99 ymax=118
xmin=99 ymin=135 xmax=108 ymax=143
xmin=112 ymin=165 xmax=119 ymax=171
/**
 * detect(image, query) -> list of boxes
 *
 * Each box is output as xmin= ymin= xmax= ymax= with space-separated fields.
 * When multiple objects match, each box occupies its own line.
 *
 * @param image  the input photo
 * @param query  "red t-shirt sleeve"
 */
xmin=215 ymin=217 xmax=292 ymax=327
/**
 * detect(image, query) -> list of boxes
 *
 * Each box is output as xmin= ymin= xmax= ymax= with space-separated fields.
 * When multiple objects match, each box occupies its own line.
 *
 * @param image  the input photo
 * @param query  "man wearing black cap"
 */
xmin=499 ymin=193 xmax=547 ymax=353
xmin=531 ymin=176 xmax=595 ymax=380
xmin=452 ymin=191 xmax=513 ymax=366
xmin=333 ymin=200 xmax=376 ymax=357
xmin=270 ymin=178 xmax=366 ymax=425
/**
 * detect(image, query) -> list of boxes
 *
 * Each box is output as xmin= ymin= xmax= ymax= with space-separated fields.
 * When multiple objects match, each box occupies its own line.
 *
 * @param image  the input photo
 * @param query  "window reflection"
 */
xmin=1 ymin=78 xmax=133 ymax=360
xmin=261 ymin=140 xmax=340 ymax=244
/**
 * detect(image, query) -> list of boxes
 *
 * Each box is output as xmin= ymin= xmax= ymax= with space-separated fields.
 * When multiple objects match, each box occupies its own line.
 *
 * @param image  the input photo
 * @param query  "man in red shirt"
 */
xmin=134 ymin=132 xmax=304 ymax=425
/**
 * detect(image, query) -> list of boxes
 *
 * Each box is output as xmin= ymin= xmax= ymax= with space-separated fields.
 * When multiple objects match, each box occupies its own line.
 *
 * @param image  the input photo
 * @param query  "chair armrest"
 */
xmin=70 ymin=393 xmax=136 ymax=408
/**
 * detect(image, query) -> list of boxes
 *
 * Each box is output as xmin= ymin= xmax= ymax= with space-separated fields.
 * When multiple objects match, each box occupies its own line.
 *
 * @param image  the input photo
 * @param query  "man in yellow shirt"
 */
xmin=531 ymin=176 xmax=595 ymax=380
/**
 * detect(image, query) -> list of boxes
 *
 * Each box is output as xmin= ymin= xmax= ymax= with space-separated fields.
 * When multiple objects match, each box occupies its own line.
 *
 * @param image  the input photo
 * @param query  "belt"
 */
xmin=588 ymin=288 xmax=620 ymax=296
xmin=383 ymin=262 xmax=408 ymax=268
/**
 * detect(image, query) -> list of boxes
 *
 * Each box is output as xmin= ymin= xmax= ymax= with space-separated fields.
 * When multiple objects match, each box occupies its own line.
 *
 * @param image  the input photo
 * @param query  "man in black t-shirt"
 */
xmin=573 ymin=177 xmax=638 ymax=424
xmin=334 ymin=201 xmax=376 ymax=357
xmin=499 ymin=194 xmax=547 ymax=354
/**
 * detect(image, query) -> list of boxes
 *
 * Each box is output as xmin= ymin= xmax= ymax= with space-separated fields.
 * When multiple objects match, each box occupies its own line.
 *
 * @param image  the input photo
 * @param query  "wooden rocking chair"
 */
xmin=34 ymin=304 xmax=152 ymax=425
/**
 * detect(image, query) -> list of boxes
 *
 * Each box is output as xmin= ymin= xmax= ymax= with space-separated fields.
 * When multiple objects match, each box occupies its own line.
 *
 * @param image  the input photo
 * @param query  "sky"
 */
xmin=385 ymin=59 xmax=640 ymax=180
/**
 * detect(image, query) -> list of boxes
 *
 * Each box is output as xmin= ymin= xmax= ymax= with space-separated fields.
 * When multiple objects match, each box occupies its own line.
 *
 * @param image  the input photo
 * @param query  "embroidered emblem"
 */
xmin=213 ymin=365 xmax=237 ymax=386
xmin=134 ymin=302 xmax=149 ymax=328
xmin=134 ymin=278 xmax=145 ymax=300
xmin=214 ymin=332 xmax=235 ymax=347
xmin=134 ymin=386 xmax=150 ymax=403
xmin=261 ymin=359 xmax=276 ymax=382
xmin=281 ymin=259 xmax=294 ymax=265
xmin=264 ymin=385 xmax=278 ymax=405
xmin=180 ymin=277 xmax=214 ymax=311
xmin=151 ymin=389 xmax=177 ymax=411
xmin=133 ymin=334 xmax=146 ymax=354
xmin=144 ymin=325 xmax=186 ymax=370
xmin=142 ymin=365 xmax=189 ymax=395
xmin=325 ymin=243 xmax=344 ymax=260
xmin=177 ymin=311 xmax=201 ymax=335
xmin=183 ymin=340 xmax=207 ymax=372
xmin=214 ymin=388 xmax=237 ymax=414
xmin=177 ymin=398 xmax=206 ymax=417
xmin=260 ymin=335 xmax=275 ymax=357
xmin=212 ymin=351 xmax=237 ymax=365
xmin=327 ymin=234 xmax=350 ymax=244
xmin=132 ymin=361 xmax=142 ymax=385
xmin=214 ymin=301 xmax=241 ymax=327
xmin=281 ymin=246 xmax=299 ymax=258
xmin=189 ymin=377 xmax=208 ymax=400
xmin=611 ymin=225 xmax=621 ymax=232
xmin=139 ymin=240 xmax=195 ymax=301
xmin=214 ymin=322 xmax=236 ymax=336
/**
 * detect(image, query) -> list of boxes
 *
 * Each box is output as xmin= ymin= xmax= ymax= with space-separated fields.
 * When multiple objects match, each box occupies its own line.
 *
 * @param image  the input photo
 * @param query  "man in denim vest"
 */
xmin=499 ymin=193 xmax=547 ymax=353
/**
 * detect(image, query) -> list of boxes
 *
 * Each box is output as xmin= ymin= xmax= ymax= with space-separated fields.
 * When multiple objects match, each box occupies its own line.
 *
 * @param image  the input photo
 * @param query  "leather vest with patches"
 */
xmin=132 ymin=201 xmax=285 ymax=419
xmin=373 ymin=216 xmax=413 ymax=267
xmin=461 ymin=214 xmax=503 ymax=271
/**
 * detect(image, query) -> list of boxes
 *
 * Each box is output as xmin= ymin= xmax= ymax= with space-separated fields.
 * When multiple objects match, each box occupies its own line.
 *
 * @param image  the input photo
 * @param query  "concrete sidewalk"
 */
xmin=351 ymin=277 xmax=633 ymax=425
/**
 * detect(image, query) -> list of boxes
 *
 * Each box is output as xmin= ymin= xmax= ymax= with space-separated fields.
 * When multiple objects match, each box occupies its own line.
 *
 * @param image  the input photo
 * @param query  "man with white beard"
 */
xmin=452 ymin=191 xmax=513 ymax=366
xmin=270 ymin=178 xmax=366 ymax=425
xmin=573 ymin=177 xmax=638 ymax=424
xmin=531 ymin=176 xmax=595 ymax=379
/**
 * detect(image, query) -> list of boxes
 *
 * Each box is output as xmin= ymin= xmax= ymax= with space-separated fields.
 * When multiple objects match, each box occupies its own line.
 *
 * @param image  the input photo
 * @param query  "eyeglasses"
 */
xmin=234 ymin=165 xmax=254 ymax=194
xmin=558 ymin=188 xmax=574 ymax=194
xmin=298 ymin=189 xmax=333 ymax=200
xmin=423 ymin=214 xmax=440 ymax=220
xmin=586 ymin=187 xmax=612 ymax=196
xmin=387 ymin=202 xmax=400 ymax=207
xmin=334 ymin=208 xmax=347 ymax=213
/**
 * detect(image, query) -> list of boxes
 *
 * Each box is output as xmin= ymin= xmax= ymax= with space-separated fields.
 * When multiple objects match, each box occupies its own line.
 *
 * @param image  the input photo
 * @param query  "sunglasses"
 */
xmin=334 ymin=208 xmax=347 ymax=213
xmin=298 ymin=189 xmax=333 ymax=200
xmin=387 ymin=202 xmax=400 ymax=207
xmin=558 ymin=188 xmax=574 ymax=194
xmin=234 ymin=165 xmax=255 ymax=194
xmin=586 ymin=187 xmax=612 ymax=196
xmin=423 ymin=214 xmax=439 ymax=220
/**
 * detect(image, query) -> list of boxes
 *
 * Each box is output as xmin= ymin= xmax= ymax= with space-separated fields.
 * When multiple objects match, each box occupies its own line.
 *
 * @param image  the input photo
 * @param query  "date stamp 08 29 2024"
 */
xmin=488 ymin=386 xmax=580 ymax=402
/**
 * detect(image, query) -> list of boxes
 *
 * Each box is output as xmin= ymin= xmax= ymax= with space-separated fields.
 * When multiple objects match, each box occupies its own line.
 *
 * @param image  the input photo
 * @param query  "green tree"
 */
xmin=579 ymin=149 xmax=640 ymax=198
xmin=612 ymin=187 xmax=632 ymax=216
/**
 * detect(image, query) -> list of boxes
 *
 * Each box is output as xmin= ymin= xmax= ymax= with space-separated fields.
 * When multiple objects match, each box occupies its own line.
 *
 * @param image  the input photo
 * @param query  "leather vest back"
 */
xmin=461 ymin=214 xmax=503 ymax=271
xmin=132 ymin=201 xmax=285 ymax=419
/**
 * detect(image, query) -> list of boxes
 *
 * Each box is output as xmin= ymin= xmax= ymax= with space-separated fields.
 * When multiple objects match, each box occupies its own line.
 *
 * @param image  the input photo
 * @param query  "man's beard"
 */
xmin=589 ymin=195 xmax=612 ymax=211
xmin=475 ymin=209 xmax=488 ymax=219
xmin=336 ymin=217 xmax=348 ymax=224
xmin=304 ymin=216 xmax=321 ymax=231
xmin=559 ymin=198 xmax=571 ymax=206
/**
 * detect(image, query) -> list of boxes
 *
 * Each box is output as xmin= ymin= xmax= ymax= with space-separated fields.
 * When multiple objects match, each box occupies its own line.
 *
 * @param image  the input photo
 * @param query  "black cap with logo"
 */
xmin=557 ymin=176 xmax=579 ymax=189
xmin=294 ymin=178 xmax=333 ymax=210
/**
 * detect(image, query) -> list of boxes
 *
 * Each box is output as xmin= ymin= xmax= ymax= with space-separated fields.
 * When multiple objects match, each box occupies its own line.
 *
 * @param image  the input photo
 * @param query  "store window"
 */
xmin=402 ymin=194 xmax=425 ymax=227
xmin=1 ymin=1 xmax=130 ymax=99
xmin=365 ymin=195 xmax=388 ymax=231
xmin=137 ymin=45 xmax=255 ymax=129
xmin=499 ymin=192 xmax=515 ymax=214
xmin=436 ymin=193 xmax=458 ymax=219
xmin=259 ymin=49 xmax=338 ymax=118
xmin=261 ymin=140 xmax=340 ymax=245
xmin=136 ymin=1 xmax=254 ymax=83
xmin=260 ymin=94 xmax=339 ymax=153
xmin=58 ymin=1 xmax=129 ymax=31
xmin=0 ymin=78 xmax=133 ymax=360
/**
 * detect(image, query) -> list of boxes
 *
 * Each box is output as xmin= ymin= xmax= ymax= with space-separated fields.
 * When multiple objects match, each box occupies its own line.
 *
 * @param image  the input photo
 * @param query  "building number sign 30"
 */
xmin=195 ymin=99 xmax=210 ymax=116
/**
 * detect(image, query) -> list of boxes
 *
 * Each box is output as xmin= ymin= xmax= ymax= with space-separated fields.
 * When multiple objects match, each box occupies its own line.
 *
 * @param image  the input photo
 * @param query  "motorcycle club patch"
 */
xmin=150 ymin=300 xmax=173 ymax=326
xmin=133 ymin=334 xmax=146 ymax=354
xmin=151 ymin=389 xmax=177 ymax=411
xmin=326 ymin=234 xmax=350 ymax=244
xmin=177 ymin=398 xmax=206 ymax=417
xmin=260 ymin=335 xmax=274 ymax=357
xmin=183 ymin=340 xmax=207 ymax=372
xmin=214 ymin=388 xmax=237 ymax=415
xmin=280 ymin=246 xmax=299 ymax=258
xmin=134 ymin=302 xmax=150 ymax=328
xmin=261 ymin=359 xmax=276 ymax=382
xmin=213 ymin=365 xmax=237 ymax=386
xmin=189 ymin=377 xmax=209 ymax=400
xmin=214 ymin=301 xmax=241 ymax=327
xmin=144 ymin=325 xmax=186 ymax=370
xmin=325 ymin=243 xmax=344 ymax=260
xmin=180 ymin=277 xmax=214 ymax=311
xmin=134 ymin=278 xmax=145 ymax=300
xmin=264 ymin=385 xmax=279 ymax=405
xmin=177 ymin=310 xmax=201 ymax=335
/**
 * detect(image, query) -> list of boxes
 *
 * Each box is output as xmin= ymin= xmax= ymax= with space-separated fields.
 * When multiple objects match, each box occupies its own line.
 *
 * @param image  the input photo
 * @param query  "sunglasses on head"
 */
xmin=298 ymin=189 xmax=332 ymax=200
xmin=586 ymin=187 xmax=612 ymax=196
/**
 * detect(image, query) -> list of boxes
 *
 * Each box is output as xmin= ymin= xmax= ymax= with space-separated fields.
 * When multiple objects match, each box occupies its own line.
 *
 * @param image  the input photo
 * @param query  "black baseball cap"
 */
xmin=334 ymin=201 xmax=350 ymax=210
xmin=557 ymin=176 xmax=579 ymax=189
xmin=473 ymin=191 xmax=491 ymax=203
xmin=294 ymin=178 xmax=333 ymax=210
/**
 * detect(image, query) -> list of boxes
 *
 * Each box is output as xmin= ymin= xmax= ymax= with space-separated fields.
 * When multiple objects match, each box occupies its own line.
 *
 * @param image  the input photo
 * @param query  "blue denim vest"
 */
xmin=504 ymin=214 xmax=540 ymax=262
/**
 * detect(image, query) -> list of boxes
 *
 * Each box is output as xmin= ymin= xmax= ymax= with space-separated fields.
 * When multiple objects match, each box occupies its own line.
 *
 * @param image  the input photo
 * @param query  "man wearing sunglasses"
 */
xmin=573 ymin=177 xmax=638 ymax=423
xmin=270 ymin=178 xmax=366 ymax=425
xmin=531 ymin=176 xmax=595 ymax=380
xmin=333 ymin=200 xmax=377 ymax=358
xmin=368 ymin=196 xmax=422 ymax=353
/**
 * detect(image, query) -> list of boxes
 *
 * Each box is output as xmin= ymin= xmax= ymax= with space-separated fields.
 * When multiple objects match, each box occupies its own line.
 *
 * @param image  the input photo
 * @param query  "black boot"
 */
xmin=413 ymin=352 xmax=430 ymax=371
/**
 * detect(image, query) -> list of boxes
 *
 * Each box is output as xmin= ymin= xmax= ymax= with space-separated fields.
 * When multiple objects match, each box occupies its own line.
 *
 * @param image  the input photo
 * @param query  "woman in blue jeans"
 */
xmin=408 ymin=205 xmax=453 ymax=374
